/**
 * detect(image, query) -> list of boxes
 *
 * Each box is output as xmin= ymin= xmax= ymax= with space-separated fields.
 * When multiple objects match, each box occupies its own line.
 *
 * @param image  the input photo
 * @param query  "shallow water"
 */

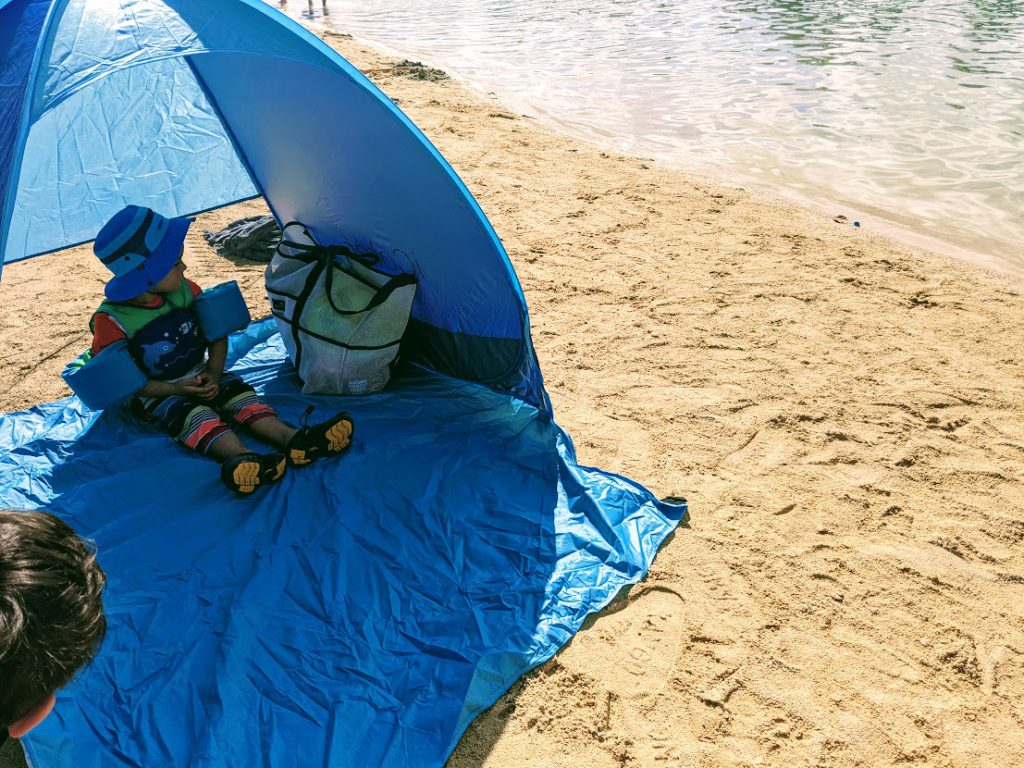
xmin=280 ymin=0 xmax=1023 ymax=271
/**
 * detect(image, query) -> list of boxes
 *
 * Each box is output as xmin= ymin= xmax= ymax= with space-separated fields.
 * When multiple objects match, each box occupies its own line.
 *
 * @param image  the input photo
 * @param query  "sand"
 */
xmin=2 ymin=31 xmax=1023 ymax=768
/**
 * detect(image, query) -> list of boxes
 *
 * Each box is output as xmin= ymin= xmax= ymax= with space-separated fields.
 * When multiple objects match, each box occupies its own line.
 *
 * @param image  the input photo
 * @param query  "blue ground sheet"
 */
xmin=0 ymin=320 xmax=683 ymax=768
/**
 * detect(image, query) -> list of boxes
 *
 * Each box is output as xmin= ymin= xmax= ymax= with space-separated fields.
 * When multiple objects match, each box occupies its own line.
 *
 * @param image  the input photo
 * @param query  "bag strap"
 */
xmin=279 ymin=223 xmax=329 ymax=376
xmin=323 ymin=262 xmax=417 ymax=315
xmin=278 ymin=221 xmax=382 ymax=269
xmin=277 ymin=221 xmax=320 ymax=263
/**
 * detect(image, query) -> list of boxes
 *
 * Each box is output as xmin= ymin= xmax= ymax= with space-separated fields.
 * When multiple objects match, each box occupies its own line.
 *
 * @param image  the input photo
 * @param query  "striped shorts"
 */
xmin=137 ymin=372 xmax=276 ymax=455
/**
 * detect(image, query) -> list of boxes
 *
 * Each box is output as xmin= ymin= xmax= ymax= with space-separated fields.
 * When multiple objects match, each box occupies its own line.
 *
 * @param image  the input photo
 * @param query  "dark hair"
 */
xmin=0 ymin=510 xmax=106 ymax=728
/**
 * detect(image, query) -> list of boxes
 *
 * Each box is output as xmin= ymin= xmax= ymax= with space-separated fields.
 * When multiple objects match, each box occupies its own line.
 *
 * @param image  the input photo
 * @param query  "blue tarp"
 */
xmin=0 ymin=321 xmax=684 ymax=767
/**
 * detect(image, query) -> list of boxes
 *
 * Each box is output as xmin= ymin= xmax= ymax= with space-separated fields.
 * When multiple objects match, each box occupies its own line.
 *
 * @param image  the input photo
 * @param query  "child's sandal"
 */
xmin=286 ymin=411 xmax=354 ymax=468
xmin=220 ymin=452 xmax=286 ymax=494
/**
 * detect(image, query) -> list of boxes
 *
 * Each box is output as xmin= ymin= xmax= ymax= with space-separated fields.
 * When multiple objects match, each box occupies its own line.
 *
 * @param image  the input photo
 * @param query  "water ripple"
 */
xmin=281 ymin=0 xmax=1024 ymax=268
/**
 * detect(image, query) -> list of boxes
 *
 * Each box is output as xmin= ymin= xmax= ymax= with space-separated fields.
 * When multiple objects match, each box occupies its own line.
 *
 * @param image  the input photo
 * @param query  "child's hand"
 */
xmin=194 ymin=367 xmax=223 ymax=401
xmin=173 ymin=376 xmax=217 ymax=400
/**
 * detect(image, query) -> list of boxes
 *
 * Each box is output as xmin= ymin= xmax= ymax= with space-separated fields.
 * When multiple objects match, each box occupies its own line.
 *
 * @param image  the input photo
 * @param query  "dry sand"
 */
xmin=2 ymin=32 xmax=1023 ymax=768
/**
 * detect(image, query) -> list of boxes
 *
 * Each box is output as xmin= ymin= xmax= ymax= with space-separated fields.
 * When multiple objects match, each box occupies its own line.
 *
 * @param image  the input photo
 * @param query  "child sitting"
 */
xmin=88 ymin=205 xmax=353 ymax=493
xmin=0 ymin=509 xmax=106 ymax=744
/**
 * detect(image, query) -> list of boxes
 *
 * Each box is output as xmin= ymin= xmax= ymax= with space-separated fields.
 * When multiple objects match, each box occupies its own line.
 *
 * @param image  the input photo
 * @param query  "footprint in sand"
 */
xmin=559 ymin=586 xmax=688 ymax=697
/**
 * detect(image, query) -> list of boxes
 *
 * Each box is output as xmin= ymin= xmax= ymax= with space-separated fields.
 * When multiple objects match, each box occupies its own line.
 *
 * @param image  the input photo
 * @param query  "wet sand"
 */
xmin=2 ymin=32 xmax=1023 ymax=768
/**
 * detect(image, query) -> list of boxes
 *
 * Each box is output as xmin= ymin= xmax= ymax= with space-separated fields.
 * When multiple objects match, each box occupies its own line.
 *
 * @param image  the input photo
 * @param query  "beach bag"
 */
xmin=265 ymin=222 xmax=418 ymax=395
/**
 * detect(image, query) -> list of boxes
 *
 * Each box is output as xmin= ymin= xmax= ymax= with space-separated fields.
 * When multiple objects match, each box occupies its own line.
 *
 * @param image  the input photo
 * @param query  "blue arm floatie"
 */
xmin=193 ymin=281 xmax=251 ymax=340
xmin=61 ymin=341 xmax=147 ymax=411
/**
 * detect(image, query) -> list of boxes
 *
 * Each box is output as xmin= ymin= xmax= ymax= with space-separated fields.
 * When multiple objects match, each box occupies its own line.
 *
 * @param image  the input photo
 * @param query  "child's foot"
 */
xmin=286 ymin=412 xmax=354 ymax=467
xmin=220 ymin=452 xmax=286 ymax=494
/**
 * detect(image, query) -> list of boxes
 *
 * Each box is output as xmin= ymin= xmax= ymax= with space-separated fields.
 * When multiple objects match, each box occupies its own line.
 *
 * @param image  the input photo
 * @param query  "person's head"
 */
xmin=0 ymin=510 xmax=106 ymax=738
xmin=94 ymin=205 xmax=194 ymax=301
xmin=150 ymin=256 xmax=188 ymax=294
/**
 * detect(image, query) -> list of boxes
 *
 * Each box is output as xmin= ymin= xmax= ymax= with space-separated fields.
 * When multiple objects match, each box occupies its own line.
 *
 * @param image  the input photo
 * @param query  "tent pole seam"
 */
xmin=0 ymin=0 xmax=69 ymax=272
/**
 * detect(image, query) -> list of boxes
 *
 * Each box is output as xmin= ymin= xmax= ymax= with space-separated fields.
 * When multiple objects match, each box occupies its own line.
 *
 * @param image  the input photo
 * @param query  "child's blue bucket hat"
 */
xmin=94 ymin=205 xmax=194 ymax=301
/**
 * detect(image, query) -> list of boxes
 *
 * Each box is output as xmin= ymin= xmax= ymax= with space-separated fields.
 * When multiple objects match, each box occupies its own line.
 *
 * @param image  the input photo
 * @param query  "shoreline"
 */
xmin=300 ymin=16 xmax=1022 ymax=281
xmin=2 ymin=29 xmax=1023 ymax=768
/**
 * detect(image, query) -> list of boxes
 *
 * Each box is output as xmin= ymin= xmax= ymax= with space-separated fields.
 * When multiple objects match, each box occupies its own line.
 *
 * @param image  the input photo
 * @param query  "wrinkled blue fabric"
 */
xmin=0 ymin=320 xmax=684 ymax=768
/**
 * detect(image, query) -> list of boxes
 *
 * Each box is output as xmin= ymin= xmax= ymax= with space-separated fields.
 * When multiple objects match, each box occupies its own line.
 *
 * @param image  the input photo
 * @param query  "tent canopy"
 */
xmin=0 ymin=0 xmax=545 ymax=406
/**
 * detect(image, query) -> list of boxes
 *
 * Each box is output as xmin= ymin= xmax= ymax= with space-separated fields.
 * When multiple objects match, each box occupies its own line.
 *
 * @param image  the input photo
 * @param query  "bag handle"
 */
xmin=323 ymin=261 xmax=417 ymax=315
xmin=278 ymin=221 xmax=381 ymax=268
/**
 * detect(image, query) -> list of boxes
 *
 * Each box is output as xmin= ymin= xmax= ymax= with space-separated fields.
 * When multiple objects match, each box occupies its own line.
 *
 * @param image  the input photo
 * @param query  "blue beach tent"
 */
xmin=0 ymin=2 xmax=685 ymax=767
